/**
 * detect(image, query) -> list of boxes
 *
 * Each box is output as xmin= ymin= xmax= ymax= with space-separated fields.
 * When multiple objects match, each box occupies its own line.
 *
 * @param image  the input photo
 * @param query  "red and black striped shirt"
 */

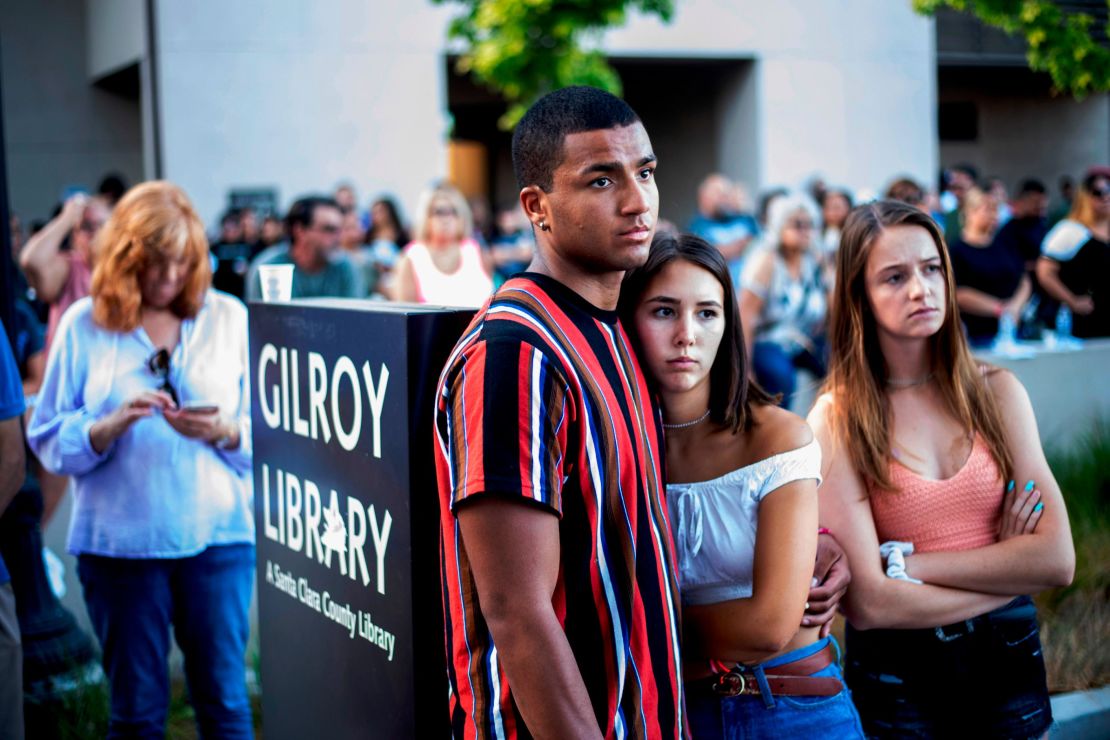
xmin=434 ymin=273 xmax=685 ymax=739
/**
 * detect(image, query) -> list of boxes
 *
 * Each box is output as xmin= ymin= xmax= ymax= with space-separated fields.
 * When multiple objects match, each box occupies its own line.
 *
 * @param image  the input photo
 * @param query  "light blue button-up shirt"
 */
xmin=28 ymin=291 xmax=254 ymax=558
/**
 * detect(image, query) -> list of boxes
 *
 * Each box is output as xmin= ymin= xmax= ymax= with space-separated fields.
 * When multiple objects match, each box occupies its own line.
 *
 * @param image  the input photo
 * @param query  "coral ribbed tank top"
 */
xmin=868 ymin=435 xmax=1003 ymax=553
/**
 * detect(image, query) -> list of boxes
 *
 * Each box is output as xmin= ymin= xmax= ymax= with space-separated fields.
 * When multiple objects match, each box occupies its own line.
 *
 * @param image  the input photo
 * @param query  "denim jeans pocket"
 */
xmin=775 ymin=689 xmax=849 ymax=710
xmin=998 ymin=619 xmax=1040 ymax=648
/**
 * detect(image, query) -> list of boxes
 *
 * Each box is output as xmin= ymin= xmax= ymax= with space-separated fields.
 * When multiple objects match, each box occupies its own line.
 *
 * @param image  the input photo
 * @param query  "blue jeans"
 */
xmin=752 ymin=339 xmax=827 ymax=406
xmin=845 ymin=596 xmax=1052 ymax=739
xmin=686 ymin=637 xmax=866 ymax=739
xmin=78 ymin=544 xmax=255 ymax=739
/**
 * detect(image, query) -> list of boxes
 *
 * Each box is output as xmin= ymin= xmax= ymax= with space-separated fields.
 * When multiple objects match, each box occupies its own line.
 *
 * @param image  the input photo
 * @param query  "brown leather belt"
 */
xmin=689 ymin=643 xmax=843 ymax=698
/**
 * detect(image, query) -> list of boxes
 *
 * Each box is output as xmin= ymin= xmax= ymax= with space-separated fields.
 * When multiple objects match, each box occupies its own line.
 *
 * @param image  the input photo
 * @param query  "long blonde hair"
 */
xmin=825 ymin=200 xmax=1012 ymax=491
xmin=91 ymin=181 xmax=211 ymax=331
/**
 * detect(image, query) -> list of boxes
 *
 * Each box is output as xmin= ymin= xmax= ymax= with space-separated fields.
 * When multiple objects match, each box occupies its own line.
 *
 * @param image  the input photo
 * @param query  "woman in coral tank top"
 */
xmin=808 ymin=200 xmax=1074 ymax=739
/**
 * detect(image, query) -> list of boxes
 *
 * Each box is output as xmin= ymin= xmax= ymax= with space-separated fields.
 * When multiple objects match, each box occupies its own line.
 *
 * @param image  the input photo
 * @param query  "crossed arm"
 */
xmin=683 ymin=480 xmax=818 ymax=665
xmin=901 ymin=372 xmax=1074 ymax=594
xmin=810 ymin=396 xmax=1009 ymax=630
xmin=807 ymin=379 xmax=1073 ymax=632
xmin=457 ymin=497 xmax=603 ymax=739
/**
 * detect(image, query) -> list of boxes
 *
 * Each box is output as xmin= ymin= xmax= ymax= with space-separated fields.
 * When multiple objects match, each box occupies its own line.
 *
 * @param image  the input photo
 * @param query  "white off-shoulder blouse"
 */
xmin=665 ymin=438 xmax=822 ymax=605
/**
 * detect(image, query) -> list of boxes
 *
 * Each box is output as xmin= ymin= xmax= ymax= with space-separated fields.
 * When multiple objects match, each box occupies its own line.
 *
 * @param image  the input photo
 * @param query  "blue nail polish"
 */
xmin=1033 ymin=502 xmax=1044 ymax=513
xmin=1006 ymin=480 xmax=1015 ymax=492
xmin=1024 ymin=480 xmax=1035 ymax=492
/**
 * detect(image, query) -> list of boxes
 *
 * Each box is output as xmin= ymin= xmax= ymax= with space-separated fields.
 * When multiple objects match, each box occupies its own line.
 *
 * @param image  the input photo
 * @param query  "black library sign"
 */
xmin=249 ymin=300 xmax=473 ymax=739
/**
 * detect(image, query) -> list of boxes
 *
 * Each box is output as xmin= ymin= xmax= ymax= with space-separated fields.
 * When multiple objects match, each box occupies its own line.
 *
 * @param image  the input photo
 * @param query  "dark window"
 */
xmin=939 ymin=101 xmax=978 ymax=141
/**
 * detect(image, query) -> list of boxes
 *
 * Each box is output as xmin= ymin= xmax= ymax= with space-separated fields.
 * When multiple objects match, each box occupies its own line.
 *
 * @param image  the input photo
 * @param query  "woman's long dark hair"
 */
xmin=365 ymin=197 xmax=410 ymax=246
xmin=619 ymin=232 xmax=775 ymax=433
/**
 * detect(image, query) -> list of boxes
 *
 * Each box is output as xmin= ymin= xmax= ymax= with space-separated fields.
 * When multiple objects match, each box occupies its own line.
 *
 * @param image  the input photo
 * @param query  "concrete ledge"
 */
xmin=1051 ymin=686 xmax=1110 ymax=739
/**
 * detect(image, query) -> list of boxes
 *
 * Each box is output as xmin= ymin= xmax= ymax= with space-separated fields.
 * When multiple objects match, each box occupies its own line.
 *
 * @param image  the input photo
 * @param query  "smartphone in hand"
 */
xmin=181 ymin=400 xmax=220 ymax=414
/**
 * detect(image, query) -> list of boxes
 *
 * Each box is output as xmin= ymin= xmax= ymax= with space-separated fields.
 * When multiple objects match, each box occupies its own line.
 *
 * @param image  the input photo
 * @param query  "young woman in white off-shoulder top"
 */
xmin=619 ymin=233 xmax=864 ymax=738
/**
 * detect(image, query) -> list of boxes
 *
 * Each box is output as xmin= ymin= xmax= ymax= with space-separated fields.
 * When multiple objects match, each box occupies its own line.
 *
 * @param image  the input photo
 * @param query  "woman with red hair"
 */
xmin=28 ymin=181 xmax=254 ymax=738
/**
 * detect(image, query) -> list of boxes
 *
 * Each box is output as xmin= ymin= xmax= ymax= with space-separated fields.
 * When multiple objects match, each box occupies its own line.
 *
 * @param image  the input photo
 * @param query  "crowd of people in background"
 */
xmin=7 ymin=160 xmax=1107 ymax=416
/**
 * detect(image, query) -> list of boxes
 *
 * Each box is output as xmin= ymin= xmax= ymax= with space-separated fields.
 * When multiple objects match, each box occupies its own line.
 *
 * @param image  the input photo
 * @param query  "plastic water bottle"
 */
xmin=1056 ymin=304 xmax=1072 ymax=339
xmin=994 ymin=311 xmax=1017 ymax=351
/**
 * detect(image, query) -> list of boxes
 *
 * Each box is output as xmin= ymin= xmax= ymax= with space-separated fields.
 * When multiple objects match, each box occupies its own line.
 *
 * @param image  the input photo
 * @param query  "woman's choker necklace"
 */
xmin=662 ymin=409 xmax=711 ymax=430
xmin=885 ymin=372 xmax=934 ymax=388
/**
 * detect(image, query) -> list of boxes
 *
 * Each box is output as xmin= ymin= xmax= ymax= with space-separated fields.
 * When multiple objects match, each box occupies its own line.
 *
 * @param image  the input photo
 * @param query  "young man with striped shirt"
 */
xmin=434 ymin=86 xmax=683 ymax=738
xmin=433 ymin=86 xmax=849 ymax=739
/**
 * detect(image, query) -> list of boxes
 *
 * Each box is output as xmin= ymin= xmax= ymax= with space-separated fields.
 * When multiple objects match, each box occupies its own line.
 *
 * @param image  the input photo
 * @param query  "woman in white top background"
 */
xmin=620 ymin=233 xmax=864 ymax=739
xmin=393 ymin=183 xmax=494 ymax=307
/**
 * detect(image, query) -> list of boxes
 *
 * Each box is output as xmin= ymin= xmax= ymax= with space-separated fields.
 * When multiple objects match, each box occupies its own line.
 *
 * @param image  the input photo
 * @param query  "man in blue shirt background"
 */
xmin=688 ymin=173 xmax=761 ymax=289
xmin=0 ymin=320 xmax=27 ymax=739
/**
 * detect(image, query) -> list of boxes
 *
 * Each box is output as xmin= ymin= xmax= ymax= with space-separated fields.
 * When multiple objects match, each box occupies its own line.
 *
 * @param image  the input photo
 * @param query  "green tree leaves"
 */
xmin=914 ymin=0 xmax=1110 ymax=98
xmin=435 ymin=0 xmax=674 ymax=128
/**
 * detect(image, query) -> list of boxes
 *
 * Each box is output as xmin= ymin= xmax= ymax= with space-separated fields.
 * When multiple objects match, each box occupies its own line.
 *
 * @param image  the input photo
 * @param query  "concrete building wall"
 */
xmin=87 ymin=0 xmax=145 ymax=78
xmin=153 ymin=1 xmax=454 ymax=227
xmin=1 ymin=0 xmax=144 ymax=224
xmin=940 ymin=89 xmax=1110 ymax=193
xmin=606 ymin=0 xmax=939 ymax=198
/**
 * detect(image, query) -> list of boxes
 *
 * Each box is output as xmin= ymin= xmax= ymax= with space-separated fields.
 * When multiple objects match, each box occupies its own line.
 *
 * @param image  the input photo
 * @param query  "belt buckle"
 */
xmin=712 ymin=671 xmax=747 ymax=697
xmin=934 ymin=619 xmax=975 ymax=642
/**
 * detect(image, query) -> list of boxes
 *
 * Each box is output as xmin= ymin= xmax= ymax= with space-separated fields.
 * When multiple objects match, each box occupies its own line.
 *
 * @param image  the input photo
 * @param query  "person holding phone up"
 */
xmin=28 ymin=181 xmax=255 ymax=739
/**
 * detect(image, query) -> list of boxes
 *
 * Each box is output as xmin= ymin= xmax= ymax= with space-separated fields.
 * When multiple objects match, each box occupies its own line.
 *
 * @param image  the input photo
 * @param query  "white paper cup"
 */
xmin=259 ymin=264 xmax=294 ymax=302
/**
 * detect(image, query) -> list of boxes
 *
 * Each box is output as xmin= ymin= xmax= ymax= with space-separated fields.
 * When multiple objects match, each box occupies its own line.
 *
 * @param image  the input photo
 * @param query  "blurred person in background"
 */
xmin=948 ymin=188 xmax=1029 ymax=347
xmin=885 ymin=177 xmax=928 ymax=214
xmin=8 ymin=215 xmax=39 ymax=320
xmin=689 ymin=173 xmax=760 ymax=288
xmin=97 ymin=173 xmax=128 ymax=209
xmin=1037 ymin=168 xmax=1110 ymax=338
xmin=245 ymin=195 xmax=363 ymax=301
xmin=9 ymin=215 xmax=24 ymax=260
xmin=258 ymin=214 xmax=284 ymax=248
xmin=819 ymin=188 xmax=853 ymax=264
xmin=28 ymin=181 xmax=255 ymax=738
xmin=338 ymin=208 xmax=376 ymax=296
xmin=468 ymin=195 xmax=494 ymax=246
xmin=19 ymin=193 xmax=109 ymax=355
xmin=805 ymin=173 xmax=829 ymax=207
xmin=210 ymin=209 xmax=251 ymax=299
xmin=994 ymin=180 xmax=1048 ymax=272
xmin=941 ymin=163 xmax=978 ymax=236
xmin=238 ymin=206 xmax=260 ymax=250
xmin=488 ymin=204 xmax=534 ymax=286
xmin=986 ymin=176 xmax=1012 ymax=225
xmin=0 ymin=321 xmax=27 ymax=740
xmin=1048 ymin=175 xmax=1075 ymax=226
xmin=393 ymin=184 xmax=493 ymax=307
xmin=364 ymin=197 xmax=408 ymax=298
xmin=995 ymin=180 xmax=1052 ymax=334
xmin=334 ymin=182 xmax=357 ymax=215
xmin=740 ymin=192 xmax=828 ymax=405
xmin=758 ymin=187 xmax=789 ymax=230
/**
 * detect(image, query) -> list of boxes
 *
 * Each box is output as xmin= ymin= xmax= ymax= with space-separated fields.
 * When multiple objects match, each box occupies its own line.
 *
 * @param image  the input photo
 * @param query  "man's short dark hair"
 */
xmin=285 ymin=195 xmax=339 ymax=238
xmin=951 ymin=162 xmax=979 ymax=184
xmin=98 ymin=172 xmax=128 ymax=205
xmin=1018 ymin=179 xmax=1047 ymax=196
xmin=511 ymin=86 xmax=641 ymax=191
